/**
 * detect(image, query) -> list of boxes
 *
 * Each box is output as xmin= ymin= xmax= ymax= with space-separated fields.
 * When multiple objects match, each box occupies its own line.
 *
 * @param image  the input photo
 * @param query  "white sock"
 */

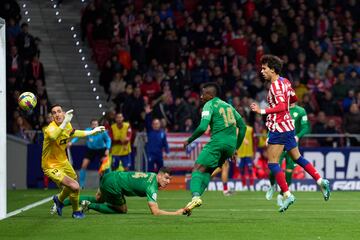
xmin=283 ymin=191 xmax=291 ymax=198
xmin=316 ymin=178 xmax=323 ymax=186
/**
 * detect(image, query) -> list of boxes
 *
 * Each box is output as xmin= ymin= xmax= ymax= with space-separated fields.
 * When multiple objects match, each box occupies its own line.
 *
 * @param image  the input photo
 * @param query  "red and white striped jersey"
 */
xmin=265 ymin=77 xmax=296 ymax=132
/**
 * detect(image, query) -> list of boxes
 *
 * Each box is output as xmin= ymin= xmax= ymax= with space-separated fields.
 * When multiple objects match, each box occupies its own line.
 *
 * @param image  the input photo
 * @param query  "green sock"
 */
xmin=190 ymin=171 xmax=211 ymax=197
xmin=89 ymin=203 xmax=118 ymax=214
xmin=63 ymin=195 xmax=98 ymax=206
xmin=269 ymin=172 xmax=276 ymax=186
xmin=285 ymin=170 xmax=293 ymax=186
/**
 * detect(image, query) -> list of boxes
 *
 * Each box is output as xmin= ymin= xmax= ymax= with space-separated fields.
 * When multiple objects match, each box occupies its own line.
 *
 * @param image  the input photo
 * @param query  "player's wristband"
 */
xmin=260 ymin=109 xmax=266 ymax=115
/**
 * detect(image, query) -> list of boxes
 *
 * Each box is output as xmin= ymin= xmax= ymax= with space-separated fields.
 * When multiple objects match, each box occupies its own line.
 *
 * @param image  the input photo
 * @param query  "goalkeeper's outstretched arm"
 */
xmin=73 ymin=126 xmax=106 ymax=138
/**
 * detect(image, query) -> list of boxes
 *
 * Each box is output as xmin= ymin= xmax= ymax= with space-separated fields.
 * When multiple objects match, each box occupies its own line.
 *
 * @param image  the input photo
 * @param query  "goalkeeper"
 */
xmin=42 ymin=104 xmax=106 ymax=219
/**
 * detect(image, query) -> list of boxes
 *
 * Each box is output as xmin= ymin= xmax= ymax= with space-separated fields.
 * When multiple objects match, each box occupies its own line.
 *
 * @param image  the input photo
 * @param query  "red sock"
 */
xmin=304 ymin=164 xmax=321 ymax=181
xmin=223 ymin=182 xmax=228 ymax=191
xmin=274 ymin=171 xmax=289 ymax=193
xmin=297 ymin=156 xmax=321 ymax=181
xmin=44 ymin=176 xmax=49 ymax=188
xmin=241 ymin=175 xmax=246 ymax=186
xmin=249 ymin=176 xmax=254 ymax=186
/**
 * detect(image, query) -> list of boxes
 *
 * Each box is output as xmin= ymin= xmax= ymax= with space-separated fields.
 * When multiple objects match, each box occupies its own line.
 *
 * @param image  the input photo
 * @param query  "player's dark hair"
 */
xmin=158 ymin=167 xmax=171 ymax=175
xmin=50 ymin=104 xmax=63 ymax=112
xmin=90 ymin=119 xmax=99 ymax=124
xmin=260 ymin=54 xmax=283 ymax=74
xmin=203 ymin=82 xmax=220 ymax=97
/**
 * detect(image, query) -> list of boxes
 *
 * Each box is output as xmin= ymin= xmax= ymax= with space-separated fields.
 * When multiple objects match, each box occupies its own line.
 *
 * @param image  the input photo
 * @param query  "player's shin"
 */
xmin=58 ymin=186 xmax=71 ymax=203
xmin=90 ymin=203 xmax=118 ymax=214
xmin=268 ymin=163 xmax=290 ymax=197
xmin=295 ymin=156 xmax=321 ymax=182
xmin=69 ymin=190 xmax=80 ymax=212
xmin=190 ymin=171 xmax=210 ymax=197
xmin=269 ymin=172 xmax=276 ymax=186
xmin=63 ymin=195 xmax=98 ymax=206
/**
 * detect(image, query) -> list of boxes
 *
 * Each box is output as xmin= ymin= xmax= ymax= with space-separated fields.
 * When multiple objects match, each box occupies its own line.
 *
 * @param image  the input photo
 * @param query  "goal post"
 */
xmin=0 ymin=17 xmax=6 ymax=220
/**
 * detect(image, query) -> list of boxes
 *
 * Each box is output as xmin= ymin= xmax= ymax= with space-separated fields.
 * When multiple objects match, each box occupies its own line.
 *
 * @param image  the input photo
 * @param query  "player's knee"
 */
xmin=193 ymin=164 xmax=206 ymax=173
xmin=70 ymin=181 xmax=80 ymax=192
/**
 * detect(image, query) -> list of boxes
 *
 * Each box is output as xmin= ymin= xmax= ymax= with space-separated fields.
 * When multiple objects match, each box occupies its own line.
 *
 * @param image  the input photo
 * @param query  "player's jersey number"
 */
xmin=219 ymin=107 xmax=236 ymax=127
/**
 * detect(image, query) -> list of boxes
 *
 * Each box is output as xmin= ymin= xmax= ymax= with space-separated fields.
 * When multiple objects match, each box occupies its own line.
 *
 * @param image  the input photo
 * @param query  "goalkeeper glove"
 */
xmin=60 ymin=109 xmax=74 ymax=129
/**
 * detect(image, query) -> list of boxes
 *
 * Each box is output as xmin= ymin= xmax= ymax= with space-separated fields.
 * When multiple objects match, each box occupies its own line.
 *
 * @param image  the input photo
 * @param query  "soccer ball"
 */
xmin=18 ymin=92 xmax=37 ymax=111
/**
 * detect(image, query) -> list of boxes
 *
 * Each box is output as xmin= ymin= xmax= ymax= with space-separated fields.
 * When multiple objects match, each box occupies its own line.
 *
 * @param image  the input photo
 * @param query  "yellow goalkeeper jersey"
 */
xmin=237 ymin=125 xmax=254 ymax=158
xmin=41 ymin=121 xmax=74 ymax=169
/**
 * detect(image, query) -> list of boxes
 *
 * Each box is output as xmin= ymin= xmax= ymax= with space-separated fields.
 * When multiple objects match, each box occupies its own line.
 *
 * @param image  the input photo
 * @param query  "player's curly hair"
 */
xmin=260 ymin=54 xmax=283 ymax=74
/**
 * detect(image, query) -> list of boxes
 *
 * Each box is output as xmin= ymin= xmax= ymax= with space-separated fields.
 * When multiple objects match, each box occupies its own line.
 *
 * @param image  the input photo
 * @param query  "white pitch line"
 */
xmin=127 ymin=209 xmax=360 ymax=213
xmin=5 ymin=196 xmax=53 ymax=219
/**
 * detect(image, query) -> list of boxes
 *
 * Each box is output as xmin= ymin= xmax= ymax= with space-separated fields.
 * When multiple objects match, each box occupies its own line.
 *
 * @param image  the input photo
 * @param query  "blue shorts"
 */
xmin=112 ymin=155 xmax=132 ymax=169
xmin=239 ymin=157 xmax=252 ymax=169
xmin=268 ymin=130 xmax=297 ymax=151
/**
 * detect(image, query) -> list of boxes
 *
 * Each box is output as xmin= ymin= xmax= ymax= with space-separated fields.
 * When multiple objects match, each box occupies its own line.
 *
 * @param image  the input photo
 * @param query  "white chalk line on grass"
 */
xmin=126 ymin=208 xmax=360 ymax=213
xmin=5 ymin=196 xmax=53 ymax=219
xmin=134 ymin=197 xmax=359 ymax=201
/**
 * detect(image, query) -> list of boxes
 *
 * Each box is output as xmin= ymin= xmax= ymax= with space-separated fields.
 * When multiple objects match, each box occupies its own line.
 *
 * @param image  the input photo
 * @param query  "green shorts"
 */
xmin=100 ymin=174 xmax=126 ymax=206
xmin=196 ymin=141 xmax=235 ymax=169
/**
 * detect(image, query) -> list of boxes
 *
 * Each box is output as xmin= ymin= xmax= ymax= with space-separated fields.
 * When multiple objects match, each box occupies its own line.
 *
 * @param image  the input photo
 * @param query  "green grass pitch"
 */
xmin=1 ymin=190 xmax=360 ymax=240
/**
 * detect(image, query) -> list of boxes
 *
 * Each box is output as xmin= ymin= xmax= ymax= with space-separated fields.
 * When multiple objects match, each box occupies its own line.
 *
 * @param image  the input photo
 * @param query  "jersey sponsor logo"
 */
xmin=202 ymin=111 xmax=210 ymax=117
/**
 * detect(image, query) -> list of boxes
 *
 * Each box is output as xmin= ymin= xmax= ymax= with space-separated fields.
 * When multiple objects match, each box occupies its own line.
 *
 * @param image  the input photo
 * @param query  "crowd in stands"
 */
xmin=2 ymin=0 xmax=50 ymax=141
xmin=81 ymin=0 xmax=360 ymax=146
xmin=3 ymin=0 xmax=360 ymax=149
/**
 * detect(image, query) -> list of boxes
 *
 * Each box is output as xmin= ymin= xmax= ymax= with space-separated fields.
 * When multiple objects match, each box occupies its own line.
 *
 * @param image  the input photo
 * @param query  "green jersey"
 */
xmin=188 ymin=97 xmax=246 ymax=149
xmin=290 ymin=105 xmax=310 ymax=139
xmin=101 ymin=171 xmax=158 ymax=202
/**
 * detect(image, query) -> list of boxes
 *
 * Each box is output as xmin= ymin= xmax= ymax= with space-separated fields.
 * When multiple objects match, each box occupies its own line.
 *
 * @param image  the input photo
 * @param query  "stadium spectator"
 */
xmin=26 ymin=55 xmax=45 ymax=84
xmin=344 ymin=103 xmax=360 ymax=146
xmin=7 ymin=45 xmax=24 ymax=80
xmin=321 ymin=119 xmax=341 ymax=147
xmin=16 ymin=23 xmax=37 ymax=61
xmin=319 ymin=90 xmax=342 ymax=116
xmin=13 ymin=115 xmax=33 ymax=141
xmin=173 ymin=97 xmax=192 ymax=132
xmin=312 ymin=111 xmax=327 ymax=134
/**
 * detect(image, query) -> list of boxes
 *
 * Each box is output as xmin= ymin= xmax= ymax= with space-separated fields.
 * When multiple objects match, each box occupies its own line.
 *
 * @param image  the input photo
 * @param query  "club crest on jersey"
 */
xmin=59 ymin=139 xmax=68 ymax=145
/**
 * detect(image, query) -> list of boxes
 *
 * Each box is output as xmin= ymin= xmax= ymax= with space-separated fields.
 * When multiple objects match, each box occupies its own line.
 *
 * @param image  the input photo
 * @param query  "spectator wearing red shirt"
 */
xmin=140 ymin=74 xmax=161 ymax=102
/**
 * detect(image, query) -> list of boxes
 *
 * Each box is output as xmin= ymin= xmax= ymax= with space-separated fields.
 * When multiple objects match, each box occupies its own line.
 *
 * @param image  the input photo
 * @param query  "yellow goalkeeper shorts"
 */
xmin=43 ymin=161 xmax=77 ymax=186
